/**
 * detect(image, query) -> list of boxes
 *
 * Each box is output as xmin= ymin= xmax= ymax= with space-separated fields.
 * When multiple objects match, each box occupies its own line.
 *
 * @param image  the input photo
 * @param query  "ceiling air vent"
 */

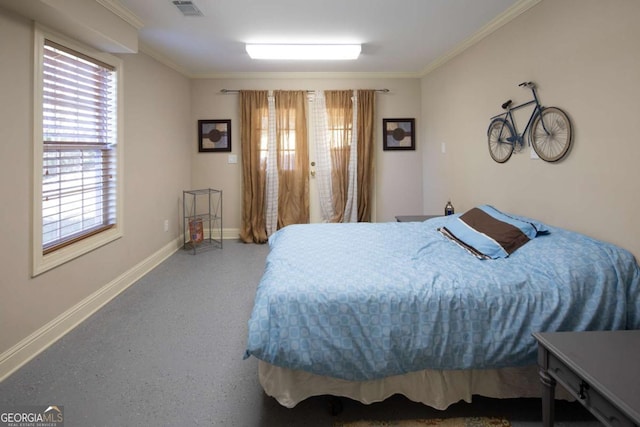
xmin=172 ymin=0 xmax=204 ymax=17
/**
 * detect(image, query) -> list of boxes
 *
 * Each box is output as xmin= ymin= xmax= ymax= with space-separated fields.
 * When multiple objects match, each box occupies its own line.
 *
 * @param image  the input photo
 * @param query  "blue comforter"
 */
xmin=244 ymin=217 xmax=640 ymax=381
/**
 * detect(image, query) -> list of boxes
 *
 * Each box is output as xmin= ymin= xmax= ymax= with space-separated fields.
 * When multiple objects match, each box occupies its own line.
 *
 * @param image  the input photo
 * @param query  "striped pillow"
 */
xmin=438 ymin=205 xmax=545 ymax=259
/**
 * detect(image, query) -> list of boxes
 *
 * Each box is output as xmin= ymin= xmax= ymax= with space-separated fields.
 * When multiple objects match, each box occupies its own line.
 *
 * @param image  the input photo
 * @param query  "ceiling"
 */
xmin=119 ymin=0 xmax=533 ymax=77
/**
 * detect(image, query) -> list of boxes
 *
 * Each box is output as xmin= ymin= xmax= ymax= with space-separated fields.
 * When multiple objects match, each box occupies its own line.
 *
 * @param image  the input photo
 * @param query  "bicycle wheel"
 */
xmin=530 ymin=107 xmax=572 ymax=162
xmin=487 ymin=118 xmax=514 ymax=163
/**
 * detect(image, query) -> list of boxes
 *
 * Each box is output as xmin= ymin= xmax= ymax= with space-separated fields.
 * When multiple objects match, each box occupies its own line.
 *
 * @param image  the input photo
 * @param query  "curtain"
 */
xmin=318 ymin=89 xmax=375 ymax=222
xmin=311 ymin=91 xmax=335 ymax=222
xmin=239 ymin=90 xmax=269 ymax=243
xmin=265 ymin=92 xmax=278 ymax=236
xmin=240 ymin=90 xmax=309 ymax=243
xmin=274 ymin=90 xmax=309 ymax=228
xmin=324 ymin=90 xmax=353 ymax=222
xmin=356 ymin=90 xmax=375 ymax=222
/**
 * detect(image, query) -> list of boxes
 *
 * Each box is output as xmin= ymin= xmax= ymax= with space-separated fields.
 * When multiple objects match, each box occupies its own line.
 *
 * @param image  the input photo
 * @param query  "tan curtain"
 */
xmin=325 ymin=91 xmax=353 ymax=222
xmin=324 ymin=90 xmax=375 ymax=222
xmin=240 ymin=90 xmax=309 ymax=243
xmin=356 ymin=90 xmax=375 ymax=222
xmin=274 ymin=90 xmax=309 ymax=228
xmin=239 ymin=90 xmax=269 ymax=243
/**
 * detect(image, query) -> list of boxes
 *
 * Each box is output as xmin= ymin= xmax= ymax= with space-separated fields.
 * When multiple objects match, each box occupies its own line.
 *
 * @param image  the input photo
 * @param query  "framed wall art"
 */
xmin=198 ymin=119 xmax=231 ymax=152
xmin=383 ymin=118 xmax=415 ymax=151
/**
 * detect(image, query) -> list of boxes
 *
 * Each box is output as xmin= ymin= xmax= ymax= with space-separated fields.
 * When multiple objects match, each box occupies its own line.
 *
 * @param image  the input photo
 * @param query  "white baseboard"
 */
xmin=181 ymin=227 xmax=240 ymax=242
xmin=0 ymin=228 xmax=243 ymax=382
xmin=0 ymin=236 xmax=183 ymax=382
xmin=221 ymin=227 xmax=240 ymax=240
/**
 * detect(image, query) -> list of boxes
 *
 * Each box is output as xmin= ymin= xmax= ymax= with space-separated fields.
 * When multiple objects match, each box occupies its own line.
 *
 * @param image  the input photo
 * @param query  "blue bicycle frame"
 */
xmin=488 ymin=82 xmax=572 ymax=163
xmin=490 ymin=82 xmax=549 ymax=148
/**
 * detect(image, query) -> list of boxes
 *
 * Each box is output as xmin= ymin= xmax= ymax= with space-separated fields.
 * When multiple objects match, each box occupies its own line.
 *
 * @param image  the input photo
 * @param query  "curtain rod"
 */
xmin=220 ymin=88 xmax=389 ymax=94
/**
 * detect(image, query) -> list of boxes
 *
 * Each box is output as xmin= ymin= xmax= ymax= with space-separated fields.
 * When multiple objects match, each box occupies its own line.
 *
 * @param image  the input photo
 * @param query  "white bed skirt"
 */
xmin=258 ymin=361 xmax=572 ymax=410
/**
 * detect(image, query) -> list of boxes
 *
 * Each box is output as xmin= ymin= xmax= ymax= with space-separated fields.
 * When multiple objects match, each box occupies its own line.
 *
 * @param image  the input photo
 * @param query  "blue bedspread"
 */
xmin=244 ymin=217 xmax=640 ymax=381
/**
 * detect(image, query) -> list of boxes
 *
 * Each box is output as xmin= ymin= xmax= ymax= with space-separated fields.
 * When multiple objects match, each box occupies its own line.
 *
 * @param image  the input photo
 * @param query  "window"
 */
xmin=327 ymin=106 xmax=352 ymax=153
xmin=258 ymin=108 xmax=298 ymax=171
xmin=277 ymin=109 xmax=298 ymax=171
xmin=33 ymin=27 xmax=123 ymax=276
xmin=258 ymin=108 xmax=269 ymax=168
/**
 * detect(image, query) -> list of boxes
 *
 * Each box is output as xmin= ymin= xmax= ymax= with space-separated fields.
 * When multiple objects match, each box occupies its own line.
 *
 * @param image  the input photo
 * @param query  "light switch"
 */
xmin=228 ymin=154 xmax=238 ymax=164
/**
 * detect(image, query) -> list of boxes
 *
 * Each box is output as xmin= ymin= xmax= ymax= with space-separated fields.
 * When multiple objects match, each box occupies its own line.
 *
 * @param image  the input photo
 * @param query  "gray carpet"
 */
xmin=0 ymin=240 xmax=598 ymax=426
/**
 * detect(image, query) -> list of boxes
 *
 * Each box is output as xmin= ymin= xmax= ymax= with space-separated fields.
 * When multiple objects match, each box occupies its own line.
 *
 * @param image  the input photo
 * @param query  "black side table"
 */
xmin=533 ymin=330 xmax=640 ymax=427
xmin=395 ymin=215 xmax=441 ymax=222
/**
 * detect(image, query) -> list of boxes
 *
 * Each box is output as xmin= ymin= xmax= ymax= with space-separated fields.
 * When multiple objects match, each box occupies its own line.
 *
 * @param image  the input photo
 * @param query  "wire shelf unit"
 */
xmin=182 ymin=188 xmax=222 ymax=254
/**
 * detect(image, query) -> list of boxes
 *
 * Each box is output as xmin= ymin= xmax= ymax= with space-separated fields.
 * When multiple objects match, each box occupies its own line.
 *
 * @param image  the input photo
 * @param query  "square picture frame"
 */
xmin=383 ymin=118 xmax=415 ymax=151
xmin=198 ymin=119 xmax=231 ymax=152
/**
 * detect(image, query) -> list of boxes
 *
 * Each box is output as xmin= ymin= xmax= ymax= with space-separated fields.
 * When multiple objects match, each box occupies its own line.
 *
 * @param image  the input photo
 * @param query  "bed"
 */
xmin=244 ymin=206 xmax=640 ymax=409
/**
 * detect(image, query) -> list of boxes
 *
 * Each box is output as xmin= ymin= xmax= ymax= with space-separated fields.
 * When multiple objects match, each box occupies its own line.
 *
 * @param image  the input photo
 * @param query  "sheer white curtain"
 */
xmin=343 ymin=92 xmax=358 ymax=223
xmin=312 ymin=90 xmax=359 ymax=223
xmin=311 ymin=91 xmax=335 ymax=222
xmin=265 ymin=91 xmax=278 ymax=235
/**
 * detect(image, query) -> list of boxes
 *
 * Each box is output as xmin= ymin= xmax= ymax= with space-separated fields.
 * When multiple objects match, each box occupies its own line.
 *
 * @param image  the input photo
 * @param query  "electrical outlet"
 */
xmin=164 ymin=219 xmax=169 ymax=232
xmin=530 ymin=147 xmax=539 ymax=160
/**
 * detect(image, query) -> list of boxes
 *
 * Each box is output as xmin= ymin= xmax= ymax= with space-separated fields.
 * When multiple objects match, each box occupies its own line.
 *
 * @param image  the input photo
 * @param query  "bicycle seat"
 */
xmin=519 ymin=81 xmax=536 ymax=88
xmin=501 ymin=100 xmax=512 ymax=110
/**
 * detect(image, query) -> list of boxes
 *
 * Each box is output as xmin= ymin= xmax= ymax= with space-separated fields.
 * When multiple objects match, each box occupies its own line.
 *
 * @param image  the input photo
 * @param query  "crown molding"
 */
xmin=190 ymin=71 xmax=423 ymax=80
xmin=95 ymin=0 xmax=144 ymax=30
xmin=420 ymin=0 xmax=542 ymax=76
xmin=138 ymin=42 xmax=193 ymax=77
xmin=133 ymin=0 xmax=540 ymax=81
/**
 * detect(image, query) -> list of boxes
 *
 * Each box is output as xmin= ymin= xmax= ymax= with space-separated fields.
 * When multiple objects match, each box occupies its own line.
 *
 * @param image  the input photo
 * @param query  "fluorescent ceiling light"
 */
xmin=245 ymin=44 xmax=361 ymax=60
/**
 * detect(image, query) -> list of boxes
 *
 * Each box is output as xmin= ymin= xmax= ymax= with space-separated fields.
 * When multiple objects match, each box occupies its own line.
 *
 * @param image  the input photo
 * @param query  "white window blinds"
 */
xmin=41 ymin=39 xmax=118 ymax=253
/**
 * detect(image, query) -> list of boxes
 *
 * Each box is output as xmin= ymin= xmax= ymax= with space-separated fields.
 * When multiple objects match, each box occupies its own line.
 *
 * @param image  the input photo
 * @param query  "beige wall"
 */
xmin=190 ymin=77 xmax=423 ymax=226
xmin=421 ymin=0 xmax=640 ymax=259
xmin=4 ymin=0 xmax=638 ymax=371
xmin=0 ymin=4 xmax=424 ymax=363
xmin=0 ymin=9 xmax=191 ymax=355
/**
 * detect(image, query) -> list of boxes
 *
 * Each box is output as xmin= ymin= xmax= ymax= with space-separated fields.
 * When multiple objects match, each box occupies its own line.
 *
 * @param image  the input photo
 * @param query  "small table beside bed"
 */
xmin=244 ymin=205 xmax=640 ymax=410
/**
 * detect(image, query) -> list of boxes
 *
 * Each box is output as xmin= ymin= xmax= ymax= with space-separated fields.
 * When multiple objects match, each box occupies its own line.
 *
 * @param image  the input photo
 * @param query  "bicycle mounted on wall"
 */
xmin=487 ymin=82 xmax=572 ymax=163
